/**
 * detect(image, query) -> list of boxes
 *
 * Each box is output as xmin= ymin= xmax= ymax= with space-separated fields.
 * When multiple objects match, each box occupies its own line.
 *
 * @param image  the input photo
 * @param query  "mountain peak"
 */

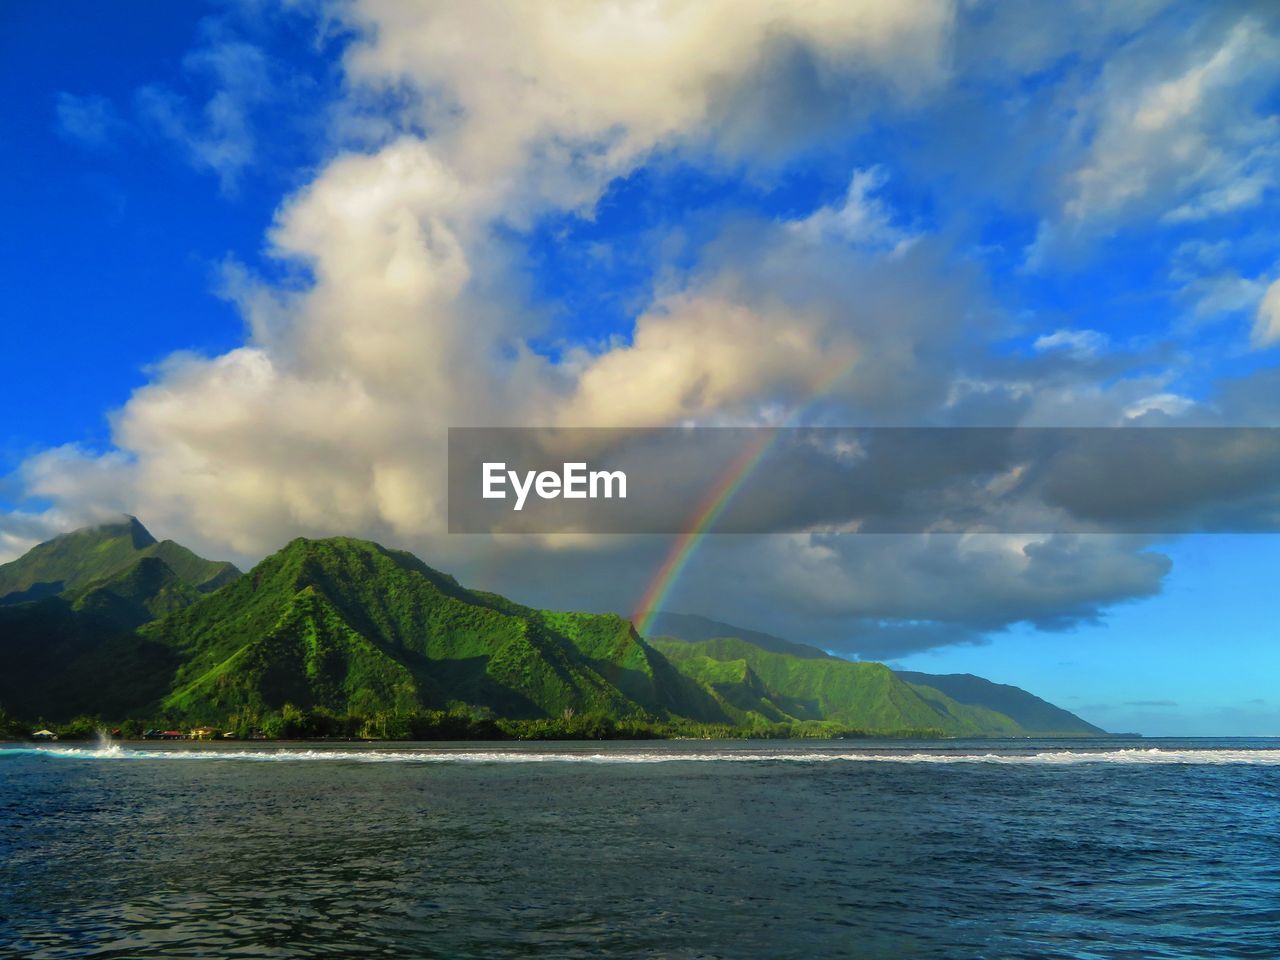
xmin=54 ymin=514 xmax=155 ymax=546
xmin=267 ymin=536 xmax=463 ymax=593
xmin=120 ymin=515 xmax=157 ymax=549
xmin=276 ymin=535 xmax=385 ymax=558
xmin=0 ymin=516 xmax=232 ymax=605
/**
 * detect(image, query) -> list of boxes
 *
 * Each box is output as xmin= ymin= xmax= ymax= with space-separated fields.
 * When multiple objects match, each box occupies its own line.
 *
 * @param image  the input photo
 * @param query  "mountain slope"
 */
xmin=0 ymin=516 xmax=239 ymax=603
xmin=896 ymin=671 xmax=1103 ymax=735
xmin=0 ymin=596 xmax=182 ymax=719
xmin=650 ymin=636 xmax=1024 ymax=735
xmin=646 ymin=615 xmax=1104 ymax=736
xmin=144 ymin=537 xmax=722 ymax=725
xmin=0 ymin=519 xmax=242 ymax=720
xmin=0 ymin=521 xmax=1101 ymax=738
xmin=647 ymin=612 xmax=832 ymax=659
xmin=68 ymin=556 xmax=205 ymax=630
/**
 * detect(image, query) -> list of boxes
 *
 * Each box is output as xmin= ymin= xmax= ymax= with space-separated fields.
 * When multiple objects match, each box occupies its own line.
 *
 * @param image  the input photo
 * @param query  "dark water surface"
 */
xmin=2 ymin=738 xmax=1278 ymax=959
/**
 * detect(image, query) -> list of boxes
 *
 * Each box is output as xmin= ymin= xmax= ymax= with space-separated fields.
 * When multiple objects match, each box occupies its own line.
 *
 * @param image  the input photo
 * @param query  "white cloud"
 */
xmin=1122 ymin=392 xmax=1195 ymax=421
xmin=338 ymin=0 xmax=955 ymax=214
xmin=135 ymin=36 xmax=280 ymax=193
xmin=1058 ymin=18 xmax=1280 ymax=230
xmin=8 ymin=0 xmax=1238 ymax=654
xmin=1183 ymin=272 xmax=1266 ymax=322
xmin=788 ymin=167 xmax=917 ymax=253
xmin=558 ymin=292 xmax=858 ymax=427
xmin=1033 ymin=329 xmax=1108 ymax=358
xmin=629 ymin=532 xmax=1172 ymax=655
xmin=943 ymin=371 xmax=1201 ymax=428
xmin=1254 ymin=278 xmax=1280 ymax=348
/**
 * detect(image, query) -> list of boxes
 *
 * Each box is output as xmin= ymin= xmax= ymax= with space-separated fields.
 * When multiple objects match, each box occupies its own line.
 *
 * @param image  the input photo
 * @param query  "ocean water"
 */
xmin=1 ymin=738 xmax=1278 ymax=959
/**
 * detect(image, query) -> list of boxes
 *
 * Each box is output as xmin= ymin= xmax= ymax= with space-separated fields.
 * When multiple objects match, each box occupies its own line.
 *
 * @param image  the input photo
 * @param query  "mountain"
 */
xmin=62 ymin=555 xmax=207 ymax=629
xmin=648 ymin=636 xmax=1025 ymax=736
xmin=142 ymin=536 xmax=713 ymax=725
xmin=0 ymin=522 xmax=1103 ymax=738
xmin=0 ymin=596 xmax=186 ymax=720
xmin=895 ymin=671 xmax=1104 ymax=736
xmin=648 ymin=616 xmax=1103 ymax=736
xmin=0 ymin=516 xmax=239 ymax=604
xmin=646 ymin=612 xmax=832 ymax=659
xmin=0 ymin=518 xmax=242 ymax=718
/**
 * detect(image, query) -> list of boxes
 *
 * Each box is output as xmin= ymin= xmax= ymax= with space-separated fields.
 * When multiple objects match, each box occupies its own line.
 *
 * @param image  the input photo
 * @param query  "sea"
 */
xmin=1 ymin=737 xmax=1277 ymax=959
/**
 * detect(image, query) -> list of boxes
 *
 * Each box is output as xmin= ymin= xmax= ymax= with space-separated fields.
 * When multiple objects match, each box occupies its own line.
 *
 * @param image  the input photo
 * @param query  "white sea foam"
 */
xmin=3 ymin=746 xmax=1280 ymax=765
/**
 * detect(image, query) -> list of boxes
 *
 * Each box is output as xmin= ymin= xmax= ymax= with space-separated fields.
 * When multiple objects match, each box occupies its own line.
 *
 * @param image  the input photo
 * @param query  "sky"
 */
xmin=2 ymin=0 xmax=1279 ymax=735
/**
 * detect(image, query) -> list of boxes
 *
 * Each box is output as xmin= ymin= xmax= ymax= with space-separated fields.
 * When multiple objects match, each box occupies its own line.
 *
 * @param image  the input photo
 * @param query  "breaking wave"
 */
xmin=3 ymin=745 xmax=1280 ymax=765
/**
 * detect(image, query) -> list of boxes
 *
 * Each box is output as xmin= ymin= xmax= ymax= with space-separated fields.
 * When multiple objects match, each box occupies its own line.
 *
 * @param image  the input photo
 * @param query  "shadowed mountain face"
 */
xmin=0 ymin=518 xmax=242 ymax=719
xmin=0 ymin=522 xmax=1102 ymax=736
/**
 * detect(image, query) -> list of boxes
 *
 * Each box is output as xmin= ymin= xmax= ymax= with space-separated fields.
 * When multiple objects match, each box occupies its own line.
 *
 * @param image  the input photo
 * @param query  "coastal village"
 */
xmin=29 ymin=726 xmax=248 ymax=741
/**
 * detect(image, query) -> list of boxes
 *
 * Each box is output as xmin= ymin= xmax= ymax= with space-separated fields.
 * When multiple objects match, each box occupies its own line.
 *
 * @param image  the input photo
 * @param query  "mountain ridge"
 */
xmin=0 ymin=516 xmax=239 ymax=604
xmin=648 ymin=616 xmax=1103 ymax=736
xmin=895 ymin=671 xmax=1104 ymax=736
xmin=0 ymin=522 xmax=1105 ymax=738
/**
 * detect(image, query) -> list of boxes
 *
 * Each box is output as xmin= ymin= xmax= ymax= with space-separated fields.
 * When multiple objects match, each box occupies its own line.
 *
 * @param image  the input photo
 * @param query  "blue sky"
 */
xmin=899 ymin=535 xmax=1280 ymax=736
xmin=1 ymin=2 xmax=334 ymax=468
xmin=3 ymin=1 xmax=1279 ymax=734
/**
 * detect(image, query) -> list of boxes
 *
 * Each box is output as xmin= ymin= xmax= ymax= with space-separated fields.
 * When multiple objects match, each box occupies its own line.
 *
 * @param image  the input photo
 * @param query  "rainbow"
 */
xmin=631 ymin=356 xmax=856 ymax=636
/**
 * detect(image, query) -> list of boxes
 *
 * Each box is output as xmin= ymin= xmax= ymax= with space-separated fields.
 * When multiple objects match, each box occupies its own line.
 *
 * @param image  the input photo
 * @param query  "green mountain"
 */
xmin=646 ymin=612 xmax=832 ymax=659
xmin=0 ymin=522 xmax=1103 ymax=738
xmin=0 ymin=596 xmax=186 ymax=720
xmin=0 ymin=518 xmax=242 ymax=719
xmin=66 ymin=555 xmax=205 ymax=629
xmin=0 ymin=516 xmax=238 ymax=603
xmin=142 ymin=536 xmax=710 ymax=725
xmin=649 ymin=636 xmax=1025 ymax=736
xmin=648 ymin=616 xmax=1103 ymax=736
xmin=895 ymin=671 xmax=1104 ymax=736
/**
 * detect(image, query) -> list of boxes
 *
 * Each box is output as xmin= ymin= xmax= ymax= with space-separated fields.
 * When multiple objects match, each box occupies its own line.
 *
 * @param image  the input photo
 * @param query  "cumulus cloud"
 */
xmin=606 ymin=532 xmax=1172 ymax=658
xmin=67 ymin=0 xmax=976 ymax=560
xmin=557 ymin=293 xmax=855 ymax=427
xmin=339 ymin=0 xmax=955 ymax=208
xmin=15 ymin=0 xmax=1280 ymax=657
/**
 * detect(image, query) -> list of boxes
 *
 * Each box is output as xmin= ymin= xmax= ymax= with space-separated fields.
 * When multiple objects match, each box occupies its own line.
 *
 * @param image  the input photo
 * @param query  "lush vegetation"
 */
xmin=649 ymin=636 xmax=1031 ymax=736
xmin=142 ymin=536 xmax=703 ymax=725
xmin=0 ymin=521 xmax=1103 ymax=740
xmin=0 ymin=705 xmax=32 ymax=739
xmin=895 ymin=670 xmax=1104 ymax=735
xmin=646 ymin=611 xmax=832 ymax=659
xmin=0 ymin=701 xmax=949 ymax=743
xmin=0 ymin=516 xmax=237 ymax=601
